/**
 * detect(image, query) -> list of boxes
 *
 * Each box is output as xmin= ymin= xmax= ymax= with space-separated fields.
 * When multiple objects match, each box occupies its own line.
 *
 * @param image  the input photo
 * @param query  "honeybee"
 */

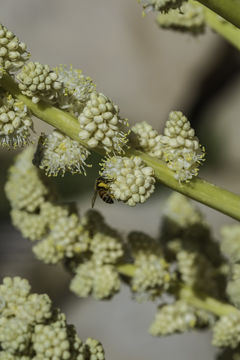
xmin=91 ymin=176 xmax=114 ymax=208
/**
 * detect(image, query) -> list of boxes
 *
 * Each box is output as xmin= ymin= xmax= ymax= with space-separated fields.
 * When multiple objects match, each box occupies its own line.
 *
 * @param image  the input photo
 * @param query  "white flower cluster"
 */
xmin=140 ymin=0 xmax=186 ymax=13
xmin=227 ymin=264 xmax=240 ymax=310
xmin=212 ymin=312 xmax=240 ymax=349
xmin=131 ymin=121 xmax=163 ymax=158
xmin=161 ymin=111 xmax=205 ymax=182
xmin=100 ymin=155 xmax=155 ymax=206
xmin=157 ymin=2 xmax=205 ymax=34
xmin=0 ymin=92 xmax=33 ymax=148
xmin=0 ymin=23 xmax=29 ymax=73
xmin=55 ymin=64 xmax=95 ymax=116
xmin=5 ymin=147 xmax=48 ymax=212
xmin=149 ymin=300 xmax=209 ymax=336
xmin=70 ymin=260 xmax=121 ymax=300
xmin=17 ymin=61 xmax=62 ymax=103
xmin=33 ymin=130 xmax=91 ymax=176
xmin=0 ymin=276 xmax=105 ymax=359
xmin=78 ymin=91 xmax=129 ymax=153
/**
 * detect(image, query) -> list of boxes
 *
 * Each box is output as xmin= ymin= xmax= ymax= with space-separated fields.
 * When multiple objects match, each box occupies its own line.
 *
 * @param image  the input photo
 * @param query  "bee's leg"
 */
xmin=91 ymin=190 xmax=98 ymax=208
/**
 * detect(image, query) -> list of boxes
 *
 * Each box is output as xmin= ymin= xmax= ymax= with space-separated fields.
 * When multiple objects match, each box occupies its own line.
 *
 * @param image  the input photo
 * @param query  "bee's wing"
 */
xmin=91 ymin=190 xmax=98 ymax=208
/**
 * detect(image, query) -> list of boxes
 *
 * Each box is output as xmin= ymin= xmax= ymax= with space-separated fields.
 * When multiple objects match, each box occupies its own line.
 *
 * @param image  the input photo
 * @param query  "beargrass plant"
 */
xmin=1 ymin=1 xmax=240 ymax=358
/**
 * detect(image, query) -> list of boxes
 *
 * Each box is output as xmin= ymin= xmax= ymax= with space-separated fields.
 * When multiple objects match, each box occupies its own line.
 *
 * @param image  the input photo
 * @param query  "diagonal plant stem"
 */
xmin=196 ymin=0 xmax=240 ymax=29
xmin=1 ymin=73 xmax=240 ymax=221
xmin=117 ymin=264 xmax=239 ymax=316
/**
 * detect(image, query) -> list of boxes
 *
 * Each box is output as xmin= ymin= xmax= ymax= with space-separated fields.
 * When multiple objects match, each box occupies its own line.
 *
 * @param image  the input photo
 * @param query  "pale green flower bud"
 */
xmin=161 ymin=111 xmax=205 ymax=182
xmin=17 ymin=61 xmax=62 ymax=103
xmin=157 ymin=2 xmax=205 ymax=34
xmin=0 ymin=24 xmax=30 ymax=73
xmin=0 ymin=92 xmax=33 ymax=148
xmin=221 ymin=225 xmax=240 ymax=263
xmin=149 ymin=300 xmax=209 ymax=336
xmin=78 ymin=91 xmax=129 ymax=153
xmin=140 ymin=0 xmax=186 ymax=13
xmin=5 ymin=147 xmax=48 ymax=212
xmin=54 ymin=64 xmax=95 ymax=116
xmin=100 ymin=155 xmax=155 ymax=206
xmin=212 ymin=312 xmax=240 ymax=349
xmin=131 ymin=121 xmax=163 ymax=158
xmin=33 ymin=130 xmax=91 ymax=177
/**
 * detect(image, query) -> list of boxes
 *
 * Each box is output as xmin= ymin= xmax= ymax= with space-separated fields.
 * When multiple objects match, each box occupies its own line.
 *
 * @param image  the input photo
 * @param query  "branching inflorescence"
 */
xmin=1 ymin=3 xmax=240 ymax=358
xmin=4 ymin=145 xmax=240 ymax=358
xmin=0 ymin=276 xmax=105 ymax=359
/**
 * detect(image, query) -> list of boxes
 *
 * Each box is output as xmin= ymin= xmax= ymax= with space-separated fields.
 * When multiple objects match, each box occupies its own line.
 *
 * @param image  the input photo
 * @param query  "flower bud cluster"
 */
xmin=78 ymin=91 xmax=129 ymax=153
xmin=55 ymin=64 xmax=95 ymax=116
xmin=128 ymin=231 xmax=173 ymax=298
xmin=161 ymin=111 xmax=205 ymax=182
xmin=100 ymin=155 xmax=155 ymax=206
xmin=0 ymin=91 xmax=33 ymax=148
xmin=157 ymin=2 xmax=205 ymax=34
xmin=0 ymin=276 xmax=105 ymax=359
xmin=140 ymin=0 xmax=186 ymax=13
xmin=17 ymin=61 xmax=62 ymax=103
xmin=131 ymin=121 xmax=163 ymax=158
xmin=212 ymin=312 xmax=240 ymax=349
xmin=5 ymin=147 xmax=48 ymax=212
xmin=0 ymin=23 xmax=29 ymax=73
xmin=149 ymin=300 xmax=210 ymax=336
xmin=33 ymin=130 xmax=91 ymax=176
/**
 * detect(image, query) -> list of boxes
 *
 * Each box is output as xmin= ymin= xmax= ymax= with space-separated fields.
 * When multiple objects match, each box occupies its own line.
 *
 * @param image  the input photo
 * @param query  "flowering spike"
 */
xmin=100 ymin=155 xmax=155 ymax=206
xmin=54 ymin=64 xmax=95 ymax=116
xmin=0 ymin=24 xmax=30 ymax=73
xmin=161 ymin=111 xmax=205 ymax=182
xmin=17 ymin=62 xmax=62 ymax=103
xmin=33 ymin=130 xmax=91 ymax=177
xmin=78 ymin=91 xmax=129 ymax=153
xmin=131 ymin=121 xmax=164 ymax=158
xmin=0 ymin=91 xmax=33 ymax=149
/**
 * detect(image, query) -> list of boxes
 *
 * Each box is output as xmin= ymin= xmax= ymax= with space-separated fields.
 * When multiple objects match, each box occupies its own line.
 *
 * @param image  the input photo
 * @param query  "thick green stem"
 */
xmin=196 ymin=0 xmax=240 ymax=29
xmin=180 ymin=286 xmax=239 ymax=316
xmin=117 ymin=264 xmax=239 ymax=317
xmin=193 ymin=1 xmax=240 ymax=50
xmin=1 ymin=73 xmax=240 ymax=221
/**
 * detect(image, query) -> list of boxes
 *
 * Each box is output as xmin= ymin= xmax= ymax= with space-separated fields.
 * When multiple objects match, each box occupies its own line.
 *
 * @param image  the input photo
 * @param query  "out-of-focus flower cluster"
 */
xmin=5 ymin=147 xmax=240 ymax=357
xmin=139 ymin=0 xmax=206 ymax=35
xmin=0 ymin=276 xmax=105 ymax=359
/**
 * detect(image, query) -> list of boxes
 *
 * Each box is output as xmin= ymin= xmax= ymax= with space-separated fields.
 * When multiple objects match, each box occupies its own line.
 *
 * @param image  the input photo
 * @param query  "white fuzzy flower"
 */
xmin=33 ymin=130 xmax=91 ymax=176
xmin=55 ymin=64 xmax=95 ymax=116
xmin=0 ymin=92 xmax=33 ymax=148
xmin=161 ymin=111 xmax=205 ymax=182
xmin=17 ymin=62 xmax=62 ymax=103
xmin=100 ymin=155 xmax=155 ymax=206
xmin=78 ymin=91 xmax=129 ymax=153
xmin=0 ymin=23 xmax=30 ymax=73
xmin=140 ymin=0 xmax=186 ymax=13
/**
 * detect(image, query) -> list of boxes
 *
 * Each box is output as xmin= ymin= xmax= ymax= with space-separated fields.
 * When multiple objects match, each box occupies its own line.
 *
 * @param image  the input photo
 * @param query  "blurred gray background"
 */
xmin=1 ymin=1 xmax=240 ymax=359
